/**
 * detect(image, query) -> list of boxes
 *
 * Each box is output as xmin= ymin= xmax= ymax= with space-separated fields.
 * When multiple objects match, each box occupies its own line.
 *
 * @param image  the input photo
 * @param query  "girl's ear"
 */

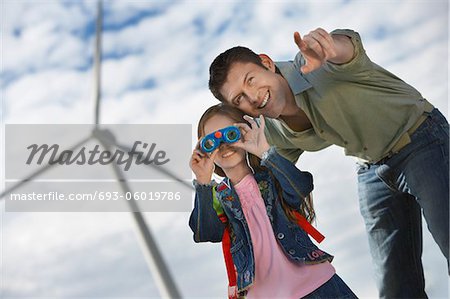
xmin=258 ymin=54 xmax=276 ymax=72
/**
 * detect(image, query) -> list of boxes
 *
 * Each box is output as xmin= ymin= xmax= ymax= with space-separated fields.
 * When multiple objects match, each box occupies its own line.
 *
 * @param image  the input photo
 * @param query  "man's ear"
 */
xmin=259 ymin=54 xmax=276 ymax=72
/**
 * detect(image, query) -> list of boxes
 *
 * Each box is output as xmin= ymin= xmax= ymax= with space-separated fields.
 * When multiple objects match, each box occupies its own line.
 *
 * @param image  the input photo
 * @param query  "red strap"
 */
xmin=222 ymin=228 xmax=237 ymax=286
xmin=293 ymin=211 xmax=325 ymax=243
xmin=218 ymin=214 xmax=237 ymax=299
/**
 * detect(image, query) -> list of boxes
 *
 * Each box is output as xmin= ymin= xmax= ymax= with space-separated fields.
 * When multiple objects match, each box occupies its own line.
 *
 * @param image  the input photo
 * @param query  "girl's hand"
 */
xmin=189 ymin=140 xmax=219 ymax=184
xmin=234 ymin=115 xmax=270 ymax=158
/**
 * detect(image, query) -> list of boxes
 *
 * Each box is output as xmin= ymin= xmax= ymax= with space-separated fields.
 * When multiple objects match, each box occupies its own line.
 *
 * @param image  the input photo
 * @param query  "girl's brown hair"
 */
xmin=197 ymin=103 xmax=316 ymax=223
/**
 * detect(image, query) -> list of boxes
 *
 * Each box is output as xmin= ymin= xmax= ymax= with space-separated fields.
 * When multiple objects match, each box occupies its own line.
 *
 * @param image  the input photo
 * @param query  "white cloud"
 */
xmin=2 ymin=0 xmax=448 ymax=298
xmin=3 ymin=1 xmax=92 ymax=75
xmin=2 ymin=211 xmax=157 ymax=296
xmin=5 ymin=69 xmax=92 ymax=123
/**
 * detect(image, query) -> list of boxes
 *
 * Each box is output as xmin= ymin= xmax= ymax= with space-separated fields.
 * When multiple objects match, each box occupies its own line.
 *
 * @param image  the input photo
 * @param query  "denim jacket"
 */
xmin=189 ymin=147 xmax=333 ymax=292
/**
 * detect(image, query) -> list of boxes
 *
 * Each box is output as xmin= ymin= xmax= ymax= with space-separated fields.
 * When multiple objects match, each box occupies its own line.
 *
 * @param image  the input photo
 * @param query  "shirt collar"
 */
xmin=275 ymin=61 xmax=312 ymax=95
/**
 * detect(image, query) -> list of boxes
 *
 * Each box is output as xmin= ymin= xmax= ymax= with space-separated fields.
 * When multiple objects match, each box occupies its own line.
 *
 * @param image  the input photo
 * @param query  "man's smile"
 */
xmin=258 ymin=90 xmax=270 ymax=109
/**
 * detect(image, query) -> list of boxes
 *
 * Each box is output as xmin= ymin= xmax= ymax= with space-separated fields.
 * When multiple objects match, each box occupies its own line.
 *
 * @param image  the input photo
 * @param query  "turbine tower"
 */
xmin=1 ymin=1 xmax=187 ymax=297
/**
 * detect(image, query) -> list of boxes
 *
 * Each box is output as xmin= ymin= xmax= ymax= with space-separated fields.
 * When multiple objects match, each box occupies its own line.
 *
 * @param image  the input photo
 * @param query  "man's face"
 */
xmin=219 ymin=60 xmax=289 ymax=118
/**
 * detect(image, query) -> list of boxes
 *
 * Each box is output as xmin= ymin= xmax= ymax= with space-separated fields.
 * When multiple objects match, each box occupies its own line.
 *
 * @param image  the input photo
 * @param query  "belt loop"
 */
xmin=422 ymin=99 xmax=434 ymax=113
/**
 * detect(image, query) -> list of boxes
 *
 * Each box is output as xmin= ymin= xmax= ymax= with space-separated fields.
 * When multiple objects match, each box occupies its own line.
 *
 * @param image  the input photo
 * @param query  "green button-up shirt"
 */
xmin=265 ymin=29 xmax=429 ymax=163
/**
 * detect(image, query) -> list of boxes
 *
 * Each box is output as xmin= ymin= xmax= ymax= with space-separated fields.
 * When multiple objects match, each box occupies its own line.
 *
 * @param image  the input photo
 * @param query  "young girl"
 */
xmin=189 ymin=104 xmax=357 ymax=299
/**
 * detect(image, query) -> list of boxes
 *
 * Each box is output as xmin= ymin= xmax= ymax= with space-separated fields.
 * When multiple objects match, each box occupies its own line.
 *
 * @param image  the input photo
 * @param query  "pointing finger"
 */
xmin=294 ymin=32 xmax=307 ymax=51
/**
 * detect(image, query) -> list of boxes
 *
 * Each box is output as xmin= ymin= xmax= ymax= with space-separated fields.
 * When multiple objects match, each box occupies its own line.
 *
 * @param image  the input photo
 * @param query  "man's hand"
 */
xmin=294 ymin=28 xmax=353 ymax=74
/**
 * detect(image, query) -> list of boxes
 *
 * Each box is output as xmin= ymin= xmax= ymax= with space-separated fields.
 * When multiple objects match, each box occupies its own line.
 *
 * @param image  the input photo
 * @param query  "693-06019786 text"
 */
xmin=9 ymin=191 xmax=182 ymax=201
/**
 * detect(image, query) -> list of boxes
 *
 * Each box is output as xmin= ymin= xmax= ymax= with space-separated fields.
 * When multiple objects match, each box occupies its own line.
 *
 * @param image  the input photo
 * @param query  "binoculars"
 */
xmin=200 ymin=126 xmax=241 ymax=153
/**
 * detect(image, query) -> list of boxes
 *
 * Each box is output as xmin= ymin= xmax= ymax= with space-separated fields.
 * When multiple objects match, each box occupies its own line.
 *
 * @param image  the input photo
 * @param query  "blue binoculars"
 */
xmin=200 ymin=126 xmax=241 ymax=153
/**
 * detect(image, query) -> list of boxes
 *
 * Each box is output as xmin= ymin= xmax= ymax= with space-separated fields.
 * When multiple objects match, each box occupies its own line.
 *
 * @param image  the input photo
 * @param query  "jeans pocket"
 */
xmin=375 ymin=164 xmax=397 ymax=192
xmin=356 ymin=163 xmax=369 ymax=175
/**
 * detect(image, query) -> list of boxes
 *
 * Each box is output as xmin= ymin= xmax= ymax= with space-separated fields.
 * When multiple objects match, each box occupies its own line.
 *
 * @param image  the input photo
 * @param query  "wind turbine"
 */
xmin=1 ymin=1 xmax=188 ymax=297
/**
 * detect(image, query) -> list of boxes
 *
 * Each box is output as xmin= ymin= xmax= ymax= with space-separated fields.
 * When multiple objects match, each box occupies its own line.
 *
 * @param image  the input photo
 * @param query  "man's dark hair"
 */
xmin=208 ymin=46 xmax=265 ymax=102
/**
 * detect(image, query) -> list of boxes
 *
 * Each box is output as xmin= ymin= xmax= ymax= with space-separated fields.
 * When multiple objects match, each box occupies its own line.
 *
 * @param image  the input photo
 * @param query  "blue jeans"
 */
xmin=357 ymin=109 xmax=449 ymax=299
xmin=302 ymin=274 xmax=358 ymax=298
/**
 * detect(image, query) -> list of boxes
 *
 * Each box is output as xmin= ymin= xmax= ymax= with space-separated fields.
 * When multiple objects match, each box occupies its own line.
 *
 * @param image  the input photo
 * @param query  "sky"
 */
xmin=1 ymin=0 xmax=449 ymax=298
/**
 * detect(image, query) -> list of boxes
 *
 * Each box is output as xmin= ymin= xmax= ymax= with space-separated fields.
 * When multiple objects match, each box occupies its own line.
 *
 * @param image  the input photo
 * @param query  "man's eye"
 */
xmin=247 ymin=77 xmax=254 ymax=85
xmin=234 ymin=95 xmax=243 ymax=105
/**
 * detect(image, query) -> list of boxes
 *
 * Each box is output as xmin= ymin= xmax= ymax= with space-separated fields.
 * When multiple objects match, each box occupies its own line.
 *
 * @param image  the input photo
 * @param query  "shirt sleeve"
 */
xmin=263 ymin=118 xmax=304 ymax=163
xmin=273 ymin=146 xmax=304 ymax=164
xmin=323 ymin=28 xmax=372 ymax=73
xmin=188 ymin=181 xmax=226 ymax=243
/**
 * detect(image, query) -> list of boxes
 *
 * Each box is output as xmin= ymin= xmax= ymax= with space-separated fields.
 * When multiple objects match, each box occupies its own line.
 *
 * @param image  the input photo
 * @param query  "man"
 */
xmin=208 ymin=28 xmax=449 ymax=298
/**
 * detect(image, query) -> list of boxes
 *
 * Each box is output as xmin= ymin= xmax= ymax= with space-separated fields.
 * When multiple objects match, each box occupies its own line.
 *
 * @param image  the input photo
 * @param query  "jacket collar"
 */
xmin=215 ymin=171 xmax=270 ymax=198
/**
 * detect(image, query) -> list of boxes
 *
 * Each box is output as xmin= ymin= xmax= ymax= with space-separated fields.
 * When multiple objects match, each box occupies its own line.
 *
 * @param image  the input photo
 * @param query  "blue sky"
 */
xmin=1 ymin=0 xmax=449 ymax=298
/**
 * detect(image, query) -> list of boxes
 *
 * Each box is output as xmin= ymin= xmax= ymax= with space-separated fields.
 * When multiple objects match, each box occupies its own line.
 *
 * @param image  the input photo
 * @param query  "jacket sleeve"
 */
xmin=260 ymin=147 xmax=314 ymax=209
xmin=273 ymin=147 xmax=303 ymax=164
xmin=188 ymin=180 xmax=226 ymax=243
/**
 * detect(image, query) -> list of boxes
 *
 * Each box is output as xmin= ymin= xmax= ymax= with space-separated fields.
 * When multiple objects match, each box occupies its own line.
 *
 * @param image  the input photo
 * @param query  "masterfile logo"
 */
xmin=25 ymin=141 xmax=170 ymax=171
xmin=6 ymin=124 xmax=190 ymax=180
xmin=4 ymin=124 xmax=192 ymax=212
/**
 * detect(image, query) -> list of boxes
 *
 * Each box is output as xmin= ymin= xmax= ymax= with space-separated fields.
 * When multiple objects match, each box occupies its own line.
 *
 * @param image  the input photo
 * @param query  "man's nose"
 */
xmin=245 ymin=87 xmax=260 ymax=106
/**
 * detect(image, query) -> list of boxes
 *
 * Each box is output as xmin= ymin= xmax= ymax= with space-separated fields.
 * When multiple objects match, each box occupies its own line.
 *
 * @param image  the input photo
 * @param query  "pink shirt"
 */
xmin=234 ymin=174 xmax=335 ymax=299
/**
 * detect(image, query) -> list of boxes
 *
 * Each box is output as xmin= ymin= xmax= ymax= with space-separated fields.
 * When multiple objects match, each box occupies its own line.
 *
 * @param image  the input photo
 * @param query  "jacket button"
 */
xmin=289 ymin=249 xmax=296 ymax=255
xmin=277 ymin=233 xmax=285 ymax=239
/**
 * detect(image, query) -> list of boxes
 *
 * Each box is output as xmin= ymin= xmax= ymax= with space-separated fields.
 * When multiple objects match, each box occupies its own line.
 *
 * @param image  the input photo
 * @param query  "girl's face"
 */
xmin=203 ymin=114 xmax=247 ymax=174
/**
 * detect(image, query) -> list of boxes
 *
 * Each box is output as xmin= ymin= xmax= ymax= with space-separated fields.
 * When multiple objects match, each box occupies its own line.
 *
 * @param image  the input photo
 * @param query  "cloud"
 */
xmin=2 ymin=1 xmax=92 ymax=79
xmin=2 ymin=0 xmax=448 ymax=298
xmin=5 ymin=69 xmax=92 ymax=123
xmin=2 ymin=212 xmax=157 ymax=297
